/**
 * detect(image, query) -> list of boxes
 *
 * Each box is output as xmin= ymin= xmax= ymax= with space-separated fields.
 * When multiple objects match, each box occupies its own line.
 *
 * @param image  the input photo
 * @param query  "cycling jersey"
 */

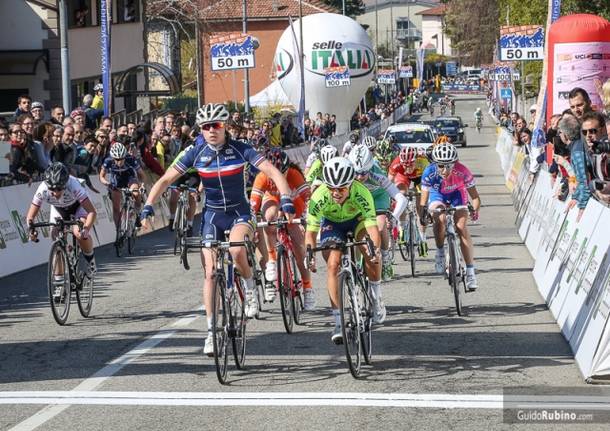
xmin=32 ymin=176 xmax=90 ymax=220
xmin=388 ymin=155 xmax=429 ymax=180
xmin=306 ymin=181 xmax=377 ymax=232
xmin=250 ymin=167 xmax=309 ymax=216
xmin=421 ymin=161 xmax=475 ymax=206
xmin=359 ymin=163 xmax=405 ymax=218
xmin=102 ymin=155 xmax=140 ymax=189
xmin=174 ymin=136 xmax=264 ymax=211
xmin=305 ymin=159 xmax=323 ymax=184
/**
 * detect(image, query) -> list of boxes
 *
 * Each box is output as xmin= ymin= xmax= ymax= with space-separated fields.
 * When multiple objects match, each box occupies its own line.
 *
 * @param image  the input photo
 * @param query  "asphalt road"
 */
xmin=0 ymin=97 xmax=602 ymax=430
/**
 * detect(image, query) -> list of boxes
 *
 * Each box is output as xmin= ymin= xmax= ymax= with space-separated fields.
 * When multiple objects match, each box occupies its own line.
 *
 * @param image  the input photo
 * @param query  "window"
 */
xmin=68 ymin=0 xmax=93 ymax=28
xmin=117 ymin=0 xmax=139 ymax=24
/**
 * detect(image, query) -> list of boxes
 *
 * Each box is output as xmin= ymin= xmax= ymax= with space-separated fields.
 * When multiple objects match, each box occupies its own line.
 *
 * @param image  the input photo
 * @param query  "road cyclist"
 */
xmin=304 ymin=156 xmax=384 ymax=345
xmin=420 ymin=142 xmax=481 ymax=291
xmin=348 ymin=144 xmax=407 ymax=281
xmin=140 ymin=103 xmax=296 ymax=356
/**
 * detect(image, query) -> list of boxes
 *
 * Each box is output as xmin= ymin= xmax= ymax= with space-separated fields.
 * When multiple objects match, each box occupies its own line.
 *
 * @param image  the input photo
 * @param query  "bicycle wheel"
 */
xmin=277 ymin=248 xmax=294 ymax=334
xmin=173 ymin=201 xmax=184 ymax=256
xmin=409 ymin=212 xmax=417 ymax=277
xmin=339 ymin=271 xmax=362 ymax=378
xmin=357 ymin=275 xmax=373 ymax=365
xmin=289 ymin=253 xmax=303 ymax=325
xmin=115 ymin=209 xmax=126 ymax=257
xmin=48 ymin=242 xmax=71 ymax=325
xmin=398 ymin=223 xmax=409 ymax=262
xmin=386 ymin=219 xmax=395 ymax=264
xmin=448 ymin=236 xmax=463 ymax=316
xmin=212 ymin=274 xmax=230 ymax=384
xmin=127 ymin=209 xmax=136 ymax=255
xmin=76 ymin=257 xmax=94 ymax=318
xmin=231 ymin=276 xmax=247 ymax=369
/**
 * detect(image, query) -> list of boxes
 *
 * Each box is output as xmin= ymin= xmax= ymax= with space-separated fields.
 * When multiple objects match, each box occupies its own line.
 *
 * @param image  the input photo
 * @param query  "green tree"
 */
xmin=320 ymin=0 xmax=365 ymax=17
xmin=443 ymin=0 xmax=499 ymax=65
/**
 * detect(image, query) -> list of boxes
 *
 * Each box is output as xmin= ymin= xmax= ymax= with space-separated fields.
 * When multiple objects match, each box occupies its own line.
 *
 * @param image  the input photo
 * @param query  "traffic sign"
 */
xmin=501 ymin=88 xmax=513 ymax=99
xmin=211 ymin=35 xmax=256 ymax=71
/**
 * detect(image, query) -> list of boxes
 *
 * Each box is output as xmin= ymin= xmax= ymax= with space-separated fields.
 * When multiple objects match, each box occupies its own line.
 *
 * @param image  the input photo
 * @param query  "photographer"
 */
xmin=588 ymin=137 xmax=610 ymax=205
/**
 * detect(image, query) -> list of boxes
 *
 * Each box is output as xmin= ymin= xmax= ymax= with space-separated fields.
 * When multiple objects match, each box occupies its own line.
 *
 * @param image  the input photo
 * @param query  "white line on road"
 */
xmin=2 ymin=391 xmax=610 ymax=410
xmin=8 ymin=310 xmax=202 ymax=431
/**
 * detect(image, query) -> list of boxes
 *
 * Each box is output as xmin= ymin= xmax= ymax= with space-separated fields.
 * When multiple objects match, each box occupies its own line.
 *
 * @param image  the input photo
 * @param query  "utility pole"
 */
xmin=390 ymin=2 xmax=394 ymax=60
xmin=195 ymin=19 xmax=203 ymax=107
xmin=242 ymin=0 xmax=250 ymax=114
xmin=58 ymin=0 xmax=71 ymax=113
xmin=342 ymin=0 xmax=346 ymax=15
xmin=375 ymin=0 xmax=379 ymax=67
xmin=298 ymin=0 xmax=306 ymax=132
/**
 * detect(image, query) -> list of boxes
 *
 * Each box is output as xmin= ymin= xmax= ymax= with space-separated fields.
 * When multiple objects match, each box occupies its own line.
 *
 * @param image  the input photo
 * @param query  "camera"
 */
xmin=591 ymin=138 xmax=610 ymax=155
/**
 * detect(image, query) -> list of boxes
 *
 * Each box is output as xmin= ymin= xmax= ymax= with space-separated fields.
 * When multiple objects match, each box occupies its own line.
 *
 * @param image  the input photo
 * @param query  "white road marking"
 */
xmin=2 ymin=391 xmax=610 ymax=409
xmin=8 ymin=310 xmax=202 ymax=431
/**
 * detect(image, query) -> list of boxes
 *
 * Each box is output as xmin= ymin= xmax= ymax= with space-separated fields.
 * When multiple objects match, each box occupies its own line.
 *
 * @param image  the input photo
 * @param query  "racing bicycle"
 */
xmin=115 ymin=188 xmax=138 ymax=257
xmin=307 ymin=234 xmax=375 ymax=379
xmin=30 ymin=218 xmax=94 ymax=325
xmin=398 ymin=190 xmax=418 ymax=277
xmin=258 ymin=216 xmax=304 ymax=334
xmin=432 ymin=205 xmax=471 ymax=316
xmin=168 ymin=184 xmax=198 ymax=261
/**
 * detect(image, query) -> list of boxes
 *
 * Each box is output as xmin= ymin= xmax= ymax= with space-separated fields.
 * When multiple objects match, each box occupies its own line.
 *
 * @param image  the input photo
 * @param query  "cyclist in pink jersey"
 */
xmin=420 ymin=143 xmax=481 ymax=291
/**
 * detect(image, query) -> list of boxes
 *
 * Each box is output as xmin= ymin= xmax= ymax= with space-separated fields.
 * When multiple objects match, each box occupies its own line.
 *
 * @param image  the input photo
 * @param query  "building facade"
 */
xmin=0 ymin=0 xmax=145 ymax=116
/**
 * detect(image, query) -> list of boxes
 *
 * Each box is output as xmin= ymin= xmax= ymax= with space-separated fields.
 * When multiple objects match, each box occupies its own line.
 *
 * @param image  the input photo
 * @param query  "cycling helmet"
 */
xmin=269 ymin=149 xmax=290 ymax=173
xmin=93 ymin=83 xmax=103 ymax=92
xmin=399 ymin=147 xmax=417 ymax=165
xmin=387 ymin=134 xmax=396 ymax=144
xmin=349 ymin=130 xmax=360 ymax=144
xmin=322 ymin=157 xmax=355 ymax=188
xmin=44 ymin=162 xmax=69 ymax=190
xmin=196 ymin=103 xmax=230 ymax=125
xmin=362 ymin=135 xmax=377 ymax=151
xmin=319 ymin=145 xmax=338 ymax=164
xmin=109 ymin=142 xmax=127 ymax=159
xmin=348 ymin=144 xmax=374 ymax=173
xmin=432 ymin=142 xmax=458 ymax=164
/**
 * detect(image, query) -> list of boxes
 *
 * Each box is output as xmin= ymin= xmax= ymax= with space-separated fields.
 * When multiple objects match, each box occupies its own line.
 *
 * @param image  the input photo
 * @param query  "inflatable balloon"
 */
xmin=547 ymin=14 xmax=610 ymax=123
xmin=274 ymin=13 xmax=375 ymax=134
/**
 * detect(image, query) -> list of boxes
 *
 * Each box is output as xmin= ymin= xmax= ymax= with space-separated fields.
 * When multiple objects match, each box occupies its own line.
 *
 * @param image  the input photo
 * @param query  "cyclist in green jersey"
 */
xmin=348 ymin=144 xmax=408 ymax=281
xmin=305 ymin=144 xmax=338 ymax=191
xmin=168 ymin=144 xmax=201 ymax=235
xmin=305 ymin=157 xmax=384 ymax=344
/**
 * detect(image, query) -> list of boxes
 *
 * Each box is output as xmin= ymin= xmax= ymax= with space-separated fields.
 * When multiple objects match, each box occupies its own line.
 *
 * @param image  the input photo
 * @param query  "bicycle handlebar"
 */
xmin=431 ymin=204 xmax=470 ymax=214
xmin=30 ymin=219 xmax=83 ymax=229
xmin=257 ymin=217 xmax=303 ymax=228
xmin=168 ymin=184 xmax=199 ymax=194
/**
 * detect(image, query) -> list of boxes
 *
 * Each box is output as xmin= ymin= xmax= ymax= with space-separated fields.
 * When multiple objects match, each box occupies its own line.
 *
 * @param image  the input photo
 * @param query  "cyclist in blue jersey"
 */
xmin=141 ymin=103 xmax=295 ymax=356
xmin=99 ymin=142 xmax=145 ymax=229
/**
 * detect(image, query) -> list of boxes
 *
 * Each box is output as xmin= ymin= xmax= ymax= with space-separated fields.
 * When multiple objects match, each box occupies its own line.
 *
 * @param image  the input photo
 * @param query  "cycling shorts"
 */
xmin=261 ymin=194 xmax=305 ymax=217
xmin=50 ymin=201 xmax=87 ymax=221
xmin=319 ymin=217 xmax=366 ymax=245
xmin=200 ymin=202 xmax=254 ymax=241
xmin=428 ymin=189 xmax=468 ymax=208
xmin=110 ymin=175 xmax=139 ymax=190
xmin=172 ymin=172 xmax=200 ymax=190
xmin=372 ymin=189 xmax=390 ymax=215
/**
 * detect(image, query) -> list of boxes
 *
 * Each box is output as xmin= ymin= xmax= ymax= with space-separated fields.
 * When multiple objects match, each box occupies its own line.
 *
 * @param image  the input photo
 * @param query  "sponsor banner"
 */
xmin=553 ymin=42 xmax=610 ymax=114
xmin=499 ymin=27 xmax=545 ymax=61
xmin=0 ymin=141 xmax=10 ymax=174
xmin=441 ymin=83 xmax=482 ymax=92
xmin=211 ymin=35 xmax=256 ymax=71
xmin=506 ymin=151 xmax=526 ymax=192
xmin=100 ymin=0 xmax=112 ymax=116
xmin=324 ymin=66 xmax=351 ymax=88
xmin=399 ymin=65 xmax=413 ymax=78
xmin=377 ymin=69 xmax=396 ymax=85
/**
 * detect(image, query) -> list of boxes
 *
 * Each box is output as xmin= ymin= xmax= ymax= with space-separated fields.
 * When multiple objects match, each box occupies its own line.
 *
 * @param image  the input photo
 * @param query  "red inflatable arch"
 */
xmin=547 ymin=14 xmax=610 ymax=124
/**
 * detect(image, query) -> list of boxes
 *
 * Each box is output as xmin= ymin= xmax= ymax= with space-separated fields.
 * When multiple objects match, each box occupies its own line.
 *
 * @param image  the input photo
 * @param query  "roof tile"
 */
xmin=200 ymin=0 xmax=338 ymax=21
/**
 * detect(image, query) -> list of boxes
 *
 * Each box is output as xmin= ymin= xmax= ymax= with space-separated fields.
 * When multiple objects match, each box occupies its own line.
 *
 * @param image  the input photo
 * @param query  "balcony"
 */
xmin=396 ymin=28 xmax=422 ymax=42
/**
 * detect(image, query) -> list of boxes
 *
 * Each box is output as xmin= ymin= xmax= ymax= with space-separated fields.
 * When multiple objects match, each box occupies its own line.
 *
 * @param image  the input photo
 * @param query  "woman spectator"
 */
xmin=32 ymin=122 xmax=56 ymax=169
xmin=8 ymin=123 xmax=43 ymax=182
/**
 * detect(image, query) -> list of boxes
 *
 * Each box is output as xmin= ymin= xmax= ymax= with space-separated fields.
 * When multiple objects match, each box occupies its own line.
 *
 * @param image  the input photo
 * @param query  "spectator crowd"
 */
xmin=494 ymin=81 xmax=610 ymax=216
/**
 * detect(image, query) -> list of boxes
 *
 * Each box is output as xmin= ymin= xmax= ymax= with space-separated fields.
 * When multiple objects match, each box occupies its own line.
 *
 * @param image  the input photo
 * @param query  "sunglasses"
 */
xmin=582 ymin=128 xmax=598 ymax=135
xmin=201 ymin=122 xmax=225 ymax=131
xmin=438 ymin=163 xmax=454 ymax=170
xmin=113 ymin=158 xmax=125 ymax=162
xmin=11 ymin=130 xmax=24 ymax=134
xmin=328 ymin=186 xmax=349 ymax=193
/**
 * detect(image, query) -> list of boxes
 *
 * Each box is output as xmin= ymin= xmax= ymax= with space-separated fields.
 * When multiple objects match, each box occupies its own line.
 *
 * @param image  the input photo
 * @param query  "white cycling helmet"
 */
xmin=348 ymin=144 xmax=374 ymax=173
xmin=319 ymin=145 xmax=338 ymax=164
xmin=93 ymin=83 xmax=103 ymax=92
xmin=109 ymin=142 xmax=127 ymax=159
xmin=323 ymin=157 xmax=355 ymax=188
xmin=432 ymin=142 xmax=458 ymax=164
xmin=196 ymin=103 xmax=230 ymax=125
xmin=362 ymin=135 xmax=377 ymax=151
